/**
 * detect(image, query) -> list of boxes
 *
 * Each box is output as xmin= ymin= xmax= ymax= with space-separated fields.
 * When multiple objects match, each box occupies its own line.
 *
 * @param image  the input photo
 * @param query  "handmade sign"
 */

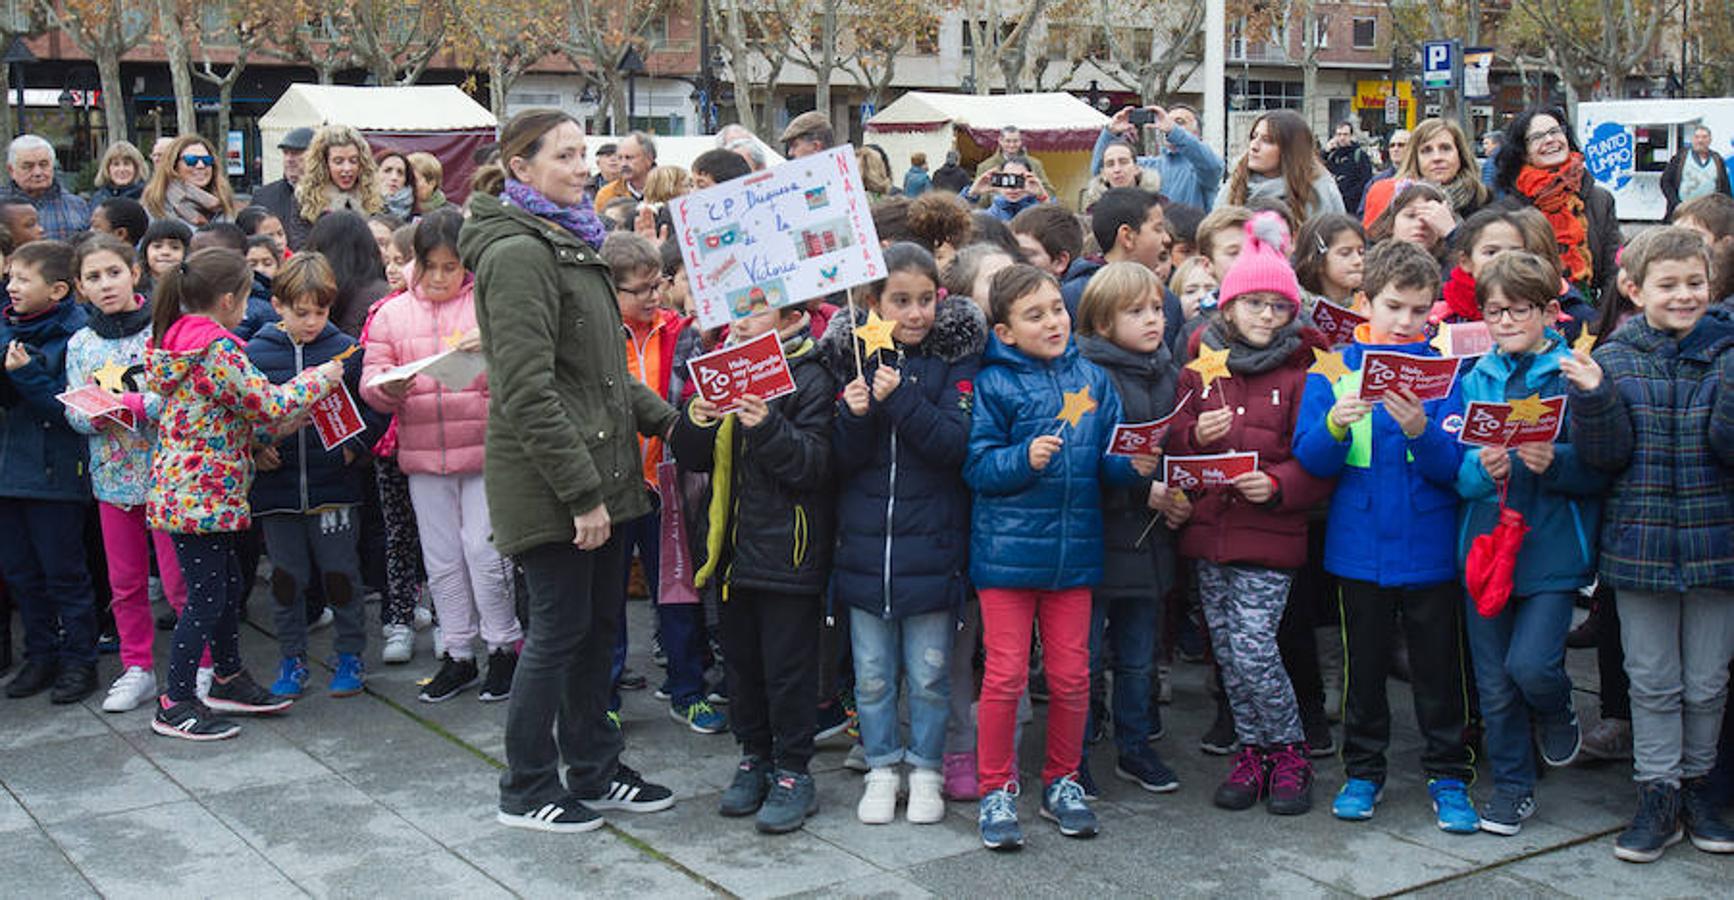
xmin=57 ymin=384 xmax=135 ymax=431
xmin=1164 ymin=451 xmax=1260 ymax=491
xmin=310 ymin=384 xmax=367 ymax=451
xmin=1357 ymin=351 xmax=1460 ymax=402
xmin=675 ymin=145 xmax=886 ymax=329
xmin=366 ymin=349 xmax=487 ymax=392
xmin=1311 ymin=299 xmax=1367 ymax=346
xmin=686 ymin=331 xmax=798 ymax=414
xmin=1108 ymin=391 xmax=1192 ymax=456
xmin=1459 ymin=395 xmax=1567 ymax=448
xmin=1431 ymin=320 xmax=1493 ymax=358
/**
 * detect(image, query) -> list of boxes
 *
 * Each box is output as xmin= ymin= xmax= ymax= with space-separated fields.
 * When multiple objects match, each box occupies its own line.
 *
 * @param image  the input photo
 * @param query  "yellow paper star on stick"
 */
xmin=1056 ymin=385 xmax=1098 ymax=429
xmin=1572 ymin=328 xmax=1597 ymax=355
xmin=854 ymin=310 xmax=897 ymax=361
xmin=1430 ymin=323 xmax=1454 ymax=358
xmin=1307 ymin=347 xmax=1350 ymax=385
xmin=1507 ymin=393 xmax=1551 ymax=425
xmin=91 ymin=360 xmax=130 ymax=394
xmin=1186 ymin=344 xmax=1232 ymax=389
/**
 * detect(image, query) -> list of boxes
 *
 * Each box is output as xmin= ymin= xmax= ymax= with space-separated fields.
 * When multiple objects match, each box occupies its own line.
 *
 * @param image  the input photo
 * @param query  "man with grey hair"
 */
xmin=595 ymin=131 xmax=657 ymax=210
xmin=5 ymin=135 xmax=89 ymax=240
xmin=1661 ymin=124 xmax=1732 ymax=219
xmin=716 ymin=123 xmax=767 ymax=172
xmin=972 ymin=125 xmax=1055 ymax=207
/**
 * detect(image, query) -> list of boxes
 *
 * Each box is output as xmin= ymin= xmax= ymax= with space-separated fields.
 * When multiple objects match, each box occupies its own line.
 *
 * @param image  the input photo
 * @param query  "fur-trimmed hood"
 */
xmin=816 ymin=293 xmax=988 ymax=378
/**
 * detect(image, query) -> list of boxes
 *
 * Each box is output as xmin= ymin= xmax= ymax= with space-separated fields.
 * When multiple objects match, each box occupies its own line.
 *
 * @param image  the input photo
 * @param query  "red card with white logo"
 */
xmin=1357 ymin=351 xmax=1460 ymax=403
xmin=1163 ymin=452 xmax=1260 ymax=491
xmin=310 ymin=384 xmax=367 ymax=451
xmin=1458 ymin=397 xmax=1568 ymax=448
xmin=686 ymin=330 xmax=797 ymax=414
xmin=1108 ymin=391 xmax=1192 ymax=456
xmin=1435 ymin=320 xmax=1494 ymax=357
xmin=1311 ymin=299 xmax=1367 ymax=347
xmin=57 ymin=384 xmax=136 ymax=431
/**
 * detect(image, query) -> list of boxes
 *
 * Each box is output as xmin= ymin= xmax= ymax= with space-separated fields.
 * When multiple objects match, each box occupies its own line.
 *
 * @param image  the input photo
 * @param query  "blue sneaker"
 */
xmin=1040 ymin=774 xmax=1099 ymax=838
xmin=670 ymin=699 xmax=727 ymax=734
xmin=271 ymin=657 xmax=308 ymax=698
xmin=978 ymin=783 xmax=1023 ymax=851
xmin=1115 ymin=745 xmax=1180 ymax=793
xmin=1430 ymin=778 xmax=1479 ymax=834
xmin=329 ymin=653 xmax=365 ymax=697
xmin=1539 ymin=710 xmax=1582 ymax=767
xmin=1332 ymin=777 xmax=1382 ymax=821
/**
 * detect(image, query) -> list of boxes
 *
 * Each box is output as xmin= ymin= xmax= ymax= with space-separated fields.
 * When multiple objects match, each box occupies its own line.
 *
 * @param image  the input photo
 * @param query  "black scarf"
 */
xmin=1202 ymin=316 xmax=1303 ymax=376
xmin=86 ymin=296 xmax=153 ymax=340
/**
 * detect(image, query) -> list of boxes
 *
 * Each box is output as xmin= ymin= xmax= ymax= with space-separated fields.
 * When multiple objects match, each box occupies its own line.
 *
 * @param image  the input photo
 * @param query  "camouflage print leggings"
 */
xmin=1196 ymin=561 xmax=1304 ymax=748
xmin=374 ymin=455 xmax=426 ymax=627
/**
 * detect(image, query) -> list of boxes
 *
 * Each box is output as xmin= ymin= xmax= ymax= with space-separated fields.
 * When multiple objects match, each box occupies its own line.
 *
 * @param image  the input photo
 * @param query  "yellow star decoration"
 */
xmin=1056 ymin=385 xmax=1098 ymax=429
xmin=1186 ymin=344 xmax=1232 ymax=389
xmin=444 ymin=331 xmax=465 ymax=350
xmin=1430 ymin=323 xmax=1456 ymax=357
xmin=1507 ymin=393 xmax=1552 ymax=425
xmin=854 ymin=310 xmax=897 ymax=360
xmin=90 ymin=360 xmax=130 ymax=394
xmin=1307 ymin=347 xmax=1350 ymax=384
xmin=1572 ymin=328 xmax=1597 ymax=355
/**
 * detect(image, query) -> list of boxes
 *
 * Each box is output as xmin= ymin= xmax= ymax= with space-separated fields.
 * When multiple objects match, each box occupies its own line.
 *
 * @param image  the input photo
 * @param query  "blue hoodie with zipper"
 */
xmin=245 ymin=321 xmax=380 ymax=515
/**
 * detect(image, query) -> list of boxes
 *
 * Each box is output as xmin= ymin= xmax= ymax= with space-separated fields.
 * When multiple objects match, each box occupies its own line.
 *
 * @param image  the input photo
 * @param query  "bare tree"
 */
xmin=349 ymin=0 xmax=449 ymax=86
xmin=559 ymin=0 xmax=673 ymax=133
xmin=154 ymin=0 xmax=197 ymax=135
xmin=959 ymin=0 xmax=1053 ymax=94
xmin=1093 ymin=0 xmax=1206 ymax=103
xmin=0 ymin=1 xmax=45 ymax=145
xmin=839 ymin=0 xmax=939 ymax=114
xmin=38 ymin=0 xmax=155 ymax=144
xmin=707 ymin=0 xmax=795 ymax=139
xmin=449 ymin=0 xmax=565 ymax=118
xmin=193 ymin=0 xmax=278 ymax=150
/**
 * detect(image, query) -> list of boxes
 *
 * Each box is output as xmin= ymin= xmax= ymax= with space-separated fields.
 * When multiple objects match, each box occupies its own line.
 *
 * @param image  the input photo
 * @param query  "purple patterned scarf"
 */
xmin=502 ymin=178 xmax=607 ymax=249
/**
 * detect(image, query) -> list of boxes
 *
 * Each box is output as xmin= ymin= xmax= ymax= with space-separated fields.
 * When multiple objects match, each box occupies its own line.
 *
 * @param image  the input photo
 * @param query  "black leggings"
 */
xmin=166 ymin=533 xmax=246 ymax=702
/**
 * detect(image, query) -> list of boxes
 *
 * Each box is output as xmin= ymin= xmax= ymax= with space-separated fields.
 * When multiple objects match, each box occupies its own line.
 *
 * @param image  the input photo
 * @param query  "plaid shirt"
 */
xmin=5 ymin=179 xmax=91 ymax=241
xmin=1568 ymin=309 xmax=1734 ymax=592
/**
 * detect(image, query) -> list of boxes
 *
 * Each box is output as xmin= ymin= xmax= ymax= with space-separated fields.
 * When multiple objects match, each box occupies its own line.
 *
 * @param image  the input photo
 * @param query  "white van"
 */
xmin=1576 ymin=98 xmax=1734 ymax=222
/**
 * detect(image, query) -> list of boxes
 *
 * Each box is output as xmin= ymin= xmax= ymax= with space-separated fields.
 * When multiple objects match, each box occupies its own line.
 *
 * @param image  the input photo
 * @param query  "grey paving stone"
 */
xmin=0 ymin=824 xmax=98 ymax=898
xmin=343 ymin=751 xmax=506 ymax=848
xmin=119 ymin=723 xmax=334 ymax=795
xmin=47 ymin=799 xmax=299 ymax=899
xmin=0 ymin=787 xmax=37 ymax=834
xmin=1500 ymin=838 xmax=1734 ymax=897
xmin=801 ymin=769 xmax=984 ymax=871
xmin=298 ymin=845 xmax=513 ymax=899
xmin=1405 ymin=870 xmax=1574 ymax=899
xmin=1253 ymin=818 xmax=1475 ymax=896
xmin=0 ymin=732 xmax=187 ymax=825
xmin=203 ymin=773 xmax=452 ymax=881
xmin=0 ymin=698 xmax=110 ymax=751
xmin=780 ymin=872 xmax=937 ymax=899
xmin=453 ymin=825 xmax=719 ymax=899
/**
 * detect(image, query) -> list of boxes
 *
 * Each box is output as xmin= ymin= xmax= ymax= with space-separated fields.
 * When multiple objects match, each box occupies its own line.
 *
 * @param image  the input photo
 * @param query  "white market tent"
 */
xmin=864 ymin=91 xmax=1110 ymax=209
xmin=257 ymin=84 xmax=498 ymax=198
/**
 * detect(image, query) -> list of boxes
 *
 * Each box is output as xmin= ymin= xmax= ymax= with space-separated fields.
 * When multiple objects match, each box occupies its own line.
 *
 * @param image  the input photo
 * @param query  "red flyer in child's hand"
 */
xmin=57 ymin=384 xmax=134 ymax=430
xmin=1311 ymin=299 xmax=1367 ymax=347
xmin=1108 ymin=391 xmax=1192 ymax=456
xmin=1459 ymin=396 xmax=1568 ymax=448
xmin=1164 ymin=451 xmax=1260 ymax=491
xmin=685 ymin=330 xmax=797 ymax=414
xmin=310 ymin=383 xmax=367 ymax=451
xmin=1433 ymin=320 xmax=1494 ymax=358
xmin=1357 ymin=351 xmax=1460 ymax=402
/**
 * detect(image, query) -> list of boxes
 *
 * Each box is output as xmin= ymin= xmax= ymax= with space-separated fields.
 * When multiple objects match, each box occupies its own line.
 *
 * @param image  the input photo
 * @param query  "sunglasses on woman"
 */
xmin=181 ymin=154 xmax=215 ymax=168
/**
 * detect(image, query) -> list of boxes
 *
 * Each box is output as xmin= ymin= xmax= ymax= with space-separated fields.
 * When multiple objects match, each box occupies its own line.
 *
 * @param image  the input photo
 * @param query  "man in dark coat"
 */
xmin=251 ymin=128 xmax=313 ymax=250
xmin=1660 ymin=125 xmax=1732 ymax=220
xmin=1323 ymin=122 xmax=1374 ymax=215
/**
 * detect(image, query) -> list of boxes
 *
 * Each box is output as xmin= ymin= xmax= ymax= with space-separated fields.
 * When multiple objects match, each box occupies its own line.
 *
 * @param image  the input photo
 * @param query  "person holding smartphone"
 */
xmin=1091 ymin=105 xmax=1225 ymax=211
xmin=961 ymin=159 xmax=1051 ymax=223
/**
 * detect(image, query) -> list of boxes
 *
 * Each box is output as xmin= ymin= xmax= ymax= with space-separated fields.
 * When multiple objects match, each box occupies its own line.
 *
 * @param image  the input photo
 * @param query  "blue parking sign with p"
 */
xmin=1423 ymin=41 xmax=1457 ymax=90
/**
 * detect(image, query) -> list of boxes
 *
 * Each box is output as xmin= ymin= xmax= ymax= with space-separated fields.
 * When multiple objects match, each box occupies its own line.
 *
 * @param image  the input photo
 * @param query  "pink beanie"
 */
xmin=1219 ymin=211 xmax=1301 ymax=308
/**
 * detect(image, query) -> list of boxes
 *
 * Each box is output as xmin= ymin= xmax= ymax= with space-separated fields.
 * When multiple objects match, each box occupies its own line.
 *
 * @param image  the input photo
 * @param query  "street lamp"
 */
xmin=619 ymin=46 xmax=647 ymax=134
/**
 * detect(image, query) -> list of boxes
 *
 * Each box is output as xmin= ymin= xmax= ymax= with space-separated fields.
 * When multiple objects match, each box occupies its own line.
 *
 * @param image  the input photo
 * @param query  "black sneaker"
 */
xmin=202 ymin=670 xmax=293 ymax=714
xmin=1615 ymin=781 xmax=1684 ymax=863
xmin=755 ymin=770 xmax=817 ymax=834
xmin=479 ymin=649 xmax=517 ymax=703
xmin=497 ymin=796 xmax=604 ymax=834
xmin=585 ymin=763 xmax=675 ymax=813
xmin=616 ymin=667 xmax=648 ymax=691
xmin=6 ymin=659 xmax=58 ymax=698
xmin=815 ymin=699 xmax=851 ymax=743
xmin=1115 ymin=745 xmax=1181 ymax=793
xmin=1075 ymin=759 xmax=1101 ymax=800
xmin=155 ymin=611 xmax=178 ymax=631
xmin=151 ymin=696 xmax=241 ymax=741
xmin=1302 ymin=709 xmax=1335 ymax=758
xmin=418 ymin=655 xmax=480 ymax=703
xmin=1200 ymin=701 xmax=1239 ymax=756
xmin=705 ymin=681 xmax=729 ymax=705
xmin=1681 ymin=776 xmax=1734 ymax=853
xmin=50 ymin=664 xmax=98 ymax=705
xmin=719 ymin=755 xmax=772 ymax=817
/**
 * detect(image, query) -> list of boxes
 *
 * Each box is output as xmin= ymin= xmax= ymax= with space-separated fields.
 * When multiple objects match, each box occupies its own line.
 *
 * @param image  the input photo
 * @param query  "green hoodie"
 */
xmin=459 ymin=191 xmax=678 ymax=556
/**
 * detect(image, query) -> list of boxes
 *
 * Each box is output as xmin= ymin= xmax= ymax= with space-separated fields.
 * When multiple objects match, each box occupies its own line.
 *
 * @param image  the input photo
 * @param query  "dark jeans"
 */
xmin=1594 ymin=584 xmax=1631 ymax=720
xmin=610 ymin=506 xmax=658 ymax=711
xmin=722 ymin=587 xmax=820 ymax=773
xmin=1464 ymin=590 xmax=1575 ymax=792
xmin=261 ymin=510 xmax=367 ymax=659
xmin=1339 ymin=578 xmax=1474 ymax=784
xmin=1086 ymin=592 xmax=1162 ymax=755
xmin=167 ymin=533 xmax=247 ymax=701
xmin=499 ymin=538 xmax=626 ymax=813
xmin=0 ymin=499 xmax=96 ymax=667
xmin=659 ymin=602 xmax=707 ymax=706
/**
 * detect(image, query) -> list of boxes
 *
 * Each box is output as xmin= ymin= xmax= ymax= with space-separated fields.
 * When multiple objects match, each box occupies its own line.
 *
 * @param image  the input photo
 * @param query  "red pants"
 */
xmin=98 ymin=502 xmax=195 ymax=670
xmin=976 ymin=587 xmax=1092 ymax=789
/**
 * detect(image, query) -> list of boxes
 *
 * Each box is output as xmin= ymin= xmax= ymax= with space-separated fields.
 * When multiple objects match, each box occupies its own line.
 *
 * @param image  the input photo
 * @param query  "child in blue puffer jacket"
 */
xmin=965 ymin=264 xmax=1153 ymax=851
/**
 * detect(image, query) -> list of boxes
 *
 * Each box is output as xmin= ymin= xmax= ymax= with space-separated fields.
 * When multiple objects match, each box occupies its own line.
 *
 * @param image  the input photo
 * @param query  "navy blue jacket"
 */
xmin=1077 ymin=334 xmax=1180 ymax=600
xmin=0 ymin=300 xmax=90 ymax=501
xmin=245 ymin=322 xmax=378 ymax=515
xmin=232 ymin=271 xmax=280 ymax=342
xmin=819 ymin=298 xmax=985 ymax=619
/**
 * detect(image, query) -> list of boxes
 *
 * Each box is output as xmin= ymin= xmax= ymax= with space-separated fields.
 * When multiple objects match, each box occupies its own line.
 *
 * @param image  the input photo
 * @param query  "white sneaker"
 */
xmin=413 ymin=605 xmax=434 ymax=631
xmin=195 ymin=666 xmax=214 ymax=700
xmin=907 ymin=768 xmax=946 ymax=824
xmin=381 ymin=624 xmax=414 ymax=664
xmin=431 ymin=626 xmax=446 ymax=658
xmin=308 ymin=608 xmax=335 ymax=631
xmin=102 ymin=666 xmax=158 ymax=713
xmin=857 ymin=768 xmax=900 ymax=824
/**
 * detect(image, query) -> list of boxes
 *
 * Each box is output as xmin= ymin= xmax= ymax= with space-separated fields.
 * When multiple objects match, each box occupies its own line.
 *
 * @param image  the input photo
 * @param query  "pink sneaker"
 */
xmin=942 ymin=752 xmax=979 ymax=800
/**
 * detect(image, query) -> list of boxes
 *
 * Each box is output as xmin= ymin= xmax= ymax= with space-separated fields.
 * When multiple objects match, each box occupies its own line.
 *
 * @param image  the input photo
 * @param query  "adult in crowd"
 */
xmin=89 ymin=140 xmax=150 ymax=204
xmin=1217 ymin=110 xmax=1344 ymax=224
xmin=250 ymin=128 xmax=313 ymax=249
xmin=973 ymin=126 xmax=1056 ymax=205
xmin=591 ymin=142 xmax=620 ymax=196
xmin=1360 ymin=119 xmax=1491 ymax=227
xmin=1324 ymin=121 xmax=1374 ymax=213
xmin=4 ymin=134 xmax=90 ymax=239
xmin=929 ymin=150 xmax=971 ymax=194
xmin=293 ymin=125 xmax=384 ymax=248
xmin=302 ymin=210 xmax=391 ymax=337
xmin=858 ymin=147 xmax=896 ymax=201
xmin=713 ymin=123 xmax=769 ymax=172
xmin=1660 ymin=125 xmax=1731 ymax=220
xmin=1358 ymin=128 xmax=1409 ymax=217
xmin=460 ymin=108 xmax=679 ymax=833
xmin=595 ymin=132 xmax=656 ymax=209
xmin=1082 ymin=133 xmax=1163 ymax=213
xmin=902 ymin=152 xmax=931 ymax=196
xmin=1492 ymin=106 xmax=1621 ymax=306
xmin=140 ymin=134 xmax=239 ymax=227
xmin=376 ymin=150 xmax=421 ymax=220
xmin=407 ymin=152 xmax=448 ymax=213
xmin=961 ymin=158 xmax=1049 ymax=222
xmin=780 ymin=111 xmax=834 ymax=159
xmin=1479 ymin=131 xmax=1503 ymax=188
xmin=1090 ymin=104 xmax=1224 ymax=211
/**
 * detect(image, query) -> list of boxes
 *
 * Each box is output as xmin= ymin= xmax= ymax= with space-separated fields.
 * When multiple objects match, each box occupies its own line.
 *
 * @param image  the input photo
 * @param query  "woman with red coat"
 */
xmin=1166 ymin=213 xmax=1335 ymax=817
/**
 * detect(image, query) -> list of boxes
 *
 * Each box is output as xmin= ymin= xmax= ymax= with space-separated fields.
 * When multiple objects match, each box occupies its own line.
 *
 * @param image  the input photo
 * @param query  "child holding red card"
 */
xmin=1453 ymin=250 xmax=1608 ymax=836
xmin=1293 ymin=239 xmax=1477 ymax=832
xmin=247 ymin=251 xmax=379 ymax=700
xmin=1166 ymin=213 xmax=1334 ymax=816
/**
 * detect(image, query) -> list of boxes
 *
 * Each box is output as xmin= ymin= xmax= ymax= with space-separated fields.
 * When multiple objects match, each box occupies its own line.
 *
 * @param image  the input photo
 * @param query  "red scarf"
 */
xmin=1514 ymin=152 xmax=1592 ymax=287
xmin=1435 ymin=266 xmax=1481 ymax=324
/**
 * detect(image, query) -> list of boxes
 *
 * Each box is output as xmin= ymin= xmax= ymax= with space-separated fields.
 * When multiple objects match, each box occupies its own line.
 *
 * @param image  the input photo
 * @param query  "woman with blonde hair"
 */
xmin=642 ymin=165 xmax=692 ymax=204
xmin=1360 ymin=117 xmax=1491 ymax=226
xmin=407 ymin=152 xmax=447 ymax=212
xmin=294 ymin=125 xmax=383 ymax=236
xmin=91 ymin=140 xmax=150 ymax=204
xmin=140 ymin=134 xmax=238 ymax=226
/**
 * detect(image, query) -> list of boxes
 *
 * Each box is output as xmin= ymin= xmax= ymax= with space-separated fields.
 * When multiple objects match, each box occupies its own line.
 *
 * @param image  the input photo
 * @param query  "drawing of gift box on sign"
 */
xmin=700 ymin=224 xmax=745 ymax=256
xmin=793 ymin=218 xmax=855 ymax=260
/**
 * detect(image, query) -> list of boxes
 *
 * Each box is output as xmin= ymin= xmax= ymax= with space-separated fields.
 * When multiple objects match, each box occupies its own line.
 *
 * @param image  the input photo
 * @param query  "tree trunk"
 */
xmin=158 ymin=0 xmax=198 ymax=135
xmin=215 ymin=80 xmax=233 ymax=162
xmin=0 ymin=59 xmax=13 ymax=148
xmin=610 ymin=76 xmax=629 ymax=133
xmin=489 ymin=58 xmax=509 ymax=120
xmin=96 ymin=50 xmax=128 ymax=147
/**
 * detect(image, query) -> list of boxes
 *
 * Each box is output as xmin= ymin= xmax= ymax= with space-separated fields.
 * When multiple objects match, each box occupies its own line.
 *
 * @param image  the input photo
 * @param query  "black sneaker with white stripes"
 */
xmin=151 ymin=697 xmax=242 ymax=742
xmin=496 ymin=796 xmax=603 ymax=834
xmin=583 ymin=763 xmax=675 ymax=813
xmin=204 ymin=669 xmax=294 ymax=715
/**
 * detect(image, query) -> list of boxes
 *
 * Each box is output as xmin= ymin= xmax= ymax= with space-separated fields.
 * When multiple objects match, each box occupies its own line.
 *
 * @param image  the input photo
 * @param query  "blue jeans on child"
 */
xmin=850 ymin=606 xmax=952 ymax=770
xmin=0 ymin=499 xmax=96 ymax=668
xmin=610 ymin=497 xmax=660 ymax=711
xmin=1463 ymin=590 xmax=1575 ymax=792
xmin=1086 ymin=592 xmax=1162 ymax=755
